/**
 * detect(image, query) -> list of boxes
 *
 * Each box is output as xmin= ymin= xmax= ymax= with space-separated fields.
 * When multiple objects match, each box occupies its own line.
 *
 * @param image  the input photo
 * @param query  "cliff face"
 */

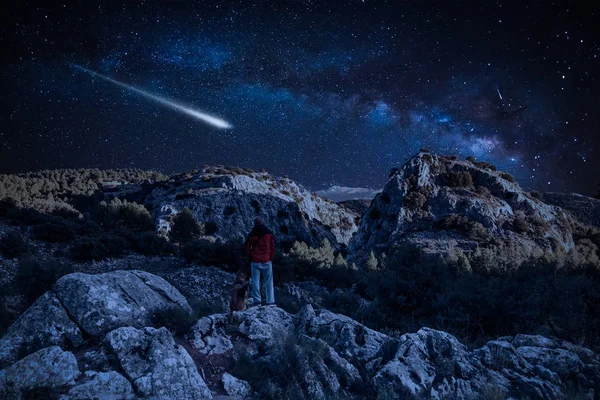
xmin=145 ymin=167 xmax=358 ymax=247
xmin=347 ymin=152 xmax=591 ymax=271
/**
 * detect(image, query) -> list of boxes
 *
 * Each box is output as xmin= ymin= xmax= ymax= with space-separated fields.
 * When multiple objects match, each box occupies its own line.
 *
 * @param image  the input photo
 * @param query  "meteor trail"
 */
xmin=72 ymin=64 xmax=232 ymax=129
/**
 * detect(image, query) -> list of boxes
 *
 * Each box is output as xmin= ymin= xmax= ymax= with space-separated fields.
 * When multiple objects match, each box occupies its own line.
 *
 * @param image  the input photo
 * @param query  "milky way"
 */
xmin=1 ymin=1 xmax=599 ymax=195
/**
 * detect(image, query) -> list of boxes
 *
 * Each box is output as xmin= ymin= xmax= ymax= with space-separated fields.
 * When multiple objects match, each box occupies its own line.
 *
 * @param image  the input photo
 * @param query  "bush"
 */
xmin=232 ymin=331 xmax=336 ymax=400
xmin=96 ymin=198 xmax=154 ymax=232
xmin=434 ymin=214 xmax=488 ymax=240
xmin=511 ymin=217 xmax=531 ymax=234
xmin=31 ymin=220 xmax=76 ymax=242
xmin=136 ymin=231 xmax=174 ymax=255
xmin=70 ymin=234 xmax=131 ymax=261
xmin=404 ymin=191 xmax=427 ymax=210
xmin=170 ymin=208 xmax=202 ymax=243
xmin=499 ymin=172 xmax=515 ymax=183
xmin=440 ymin=171 xmax=473 ymax=188
xmin=15 ymin=257 xmax=74 ymax=305
xmin=182 ymin=238 xmax=245 ymax=270
xmin=71 ymin=237 xmax=109 ymax=261
xmin=0 ymin=231 xmax=28 ymax=259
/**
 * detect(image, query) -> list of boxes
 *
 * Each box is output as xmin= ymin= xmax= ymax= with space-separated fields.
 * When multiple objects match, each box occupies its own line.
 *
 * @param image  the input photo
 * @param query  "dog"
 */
xmin=229 ymin=269 xmax=249 ymax=322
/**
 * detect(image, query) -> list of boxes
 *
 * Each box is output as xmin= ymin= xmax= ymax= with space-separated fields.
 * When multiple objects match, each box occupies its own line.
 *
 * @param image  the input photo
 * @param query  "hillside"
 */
xmin=1 ymin=159 xmax=600 ymax=399
xmin=348 ymin=151 xmax=600 ymax=272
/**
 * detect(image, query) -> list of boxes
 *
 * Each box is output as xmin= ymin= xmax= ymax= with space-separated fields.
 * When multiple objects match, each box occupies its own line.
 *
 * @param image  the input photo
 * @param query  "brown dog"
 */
xmin=230 ymin=270 xmax=249 ymax=322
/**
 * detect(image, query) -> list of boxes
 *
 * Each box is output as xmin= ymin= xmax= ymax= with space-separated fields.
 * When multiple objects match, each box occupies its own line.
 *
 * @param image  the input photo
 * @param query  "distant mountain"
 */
xmin=348 ymin=151 xmax=600 ymax=271
xmin=315 ymin=185 xmax=380 ymax=202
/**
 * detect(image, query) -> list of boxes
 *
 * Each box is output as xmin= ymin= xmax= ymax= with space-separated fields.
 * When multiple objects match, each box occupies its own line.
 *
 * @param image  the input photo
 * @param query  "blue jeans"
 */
xmin=251 ymin=261 xmax=275 ymax=305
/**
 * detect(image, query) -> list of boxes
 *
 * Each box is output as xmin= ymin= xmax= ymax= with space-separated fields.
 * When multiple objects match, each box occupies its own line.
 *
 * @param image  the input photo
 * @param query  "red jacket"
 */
xmin=245 ymin=225 xmax=275 ymax=263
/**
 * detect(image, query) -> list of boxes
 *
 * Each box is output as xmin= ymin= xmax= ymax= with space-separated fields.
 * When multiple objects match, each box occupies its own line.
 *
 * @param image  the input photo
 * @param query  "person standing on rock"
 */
xmin=245 ymin=217 xmax=276 ymax=307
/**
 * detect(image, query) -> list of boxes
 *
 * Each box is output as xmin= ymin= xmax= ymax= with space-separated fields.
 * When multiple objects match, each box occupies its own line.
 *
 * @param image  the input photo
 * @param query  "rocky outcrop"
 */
xmin=0 ymin=270 xmax=213 ymax=399
xmin=221 ymin=373 xmax=252 ymax=397
xmin=104 ymin=326 xmax=212 ymax=399
xmin=0 ymin=346 xmax=80 ymax=396
xmin=2 ymin=270 xmax=598 ymax=399
xmin=0 ymin=292 xmax=83 ymax=367
xmin=192 ymin=305 xmax=600 ymax=399
xmin=544 ymin=192 xmax=600 ymax=229
xmin=59 ymin=371 xmax=135 ymax=400
xmin=53 ymin=270 xmax=193 ymax=337
xmin=347 ymin=152 xmax=590 ymax=270
xmin=145 ymin=167 xmax=357 ymax=246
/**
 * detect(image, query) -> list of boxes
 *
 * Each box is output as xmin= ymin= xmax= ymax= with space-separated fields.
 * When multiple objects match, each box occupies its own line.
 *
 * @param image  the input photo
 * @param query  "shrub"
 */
xmin=71 ymin=233 xmax=131 ymax=261
xmin=170 ymin=208 xmax=202 ymax=243
xmin=529 ymin=190 xmax=543 ymax=201
xmin=182 ymin=238 xmax=245 ymax=270
xmin=511 ymin=217 xmax=531 ymax=234
xmin=136 ymin=231 xmax=174 ymax=255
xmin=466 ymin=155 xmax=476 ymax=163
xmin=404 ymin=191 xmax=427 ymax=210
xmin=223 ymin=205 xmax=236 ymax=216
xmin=31 ymin=220 xmax=76 ymax=242
xmin=366 ymin=251 xmax=379 ymax=271
xmin=441 ymin=171 xmax=473 ymax=187
xmin=232 ymin=331 xmax=334 ymax=400
xmin=96 ymin=198 xmax=154 ymax=232
xmin=369 ymin=207 xmax=381 ymax=220
xmin=71 ymin=237 xmax=109 ymax=261
xmin=434 ymin=214 xmax=488 ymax=240
xmin=151 ymin=307 xmax=195 ymax=335
xmin=289 ymin=239 xmax=335 ymax=269
xmin=0 ymin=231 xmax=28 ymax=259
xmin=15 ymin=257 xmax=74 ymax=305
xmin=499 ymin=172 xmax=515 ymax=183
xmin=204 ymin=221 xmax=219 ymax=235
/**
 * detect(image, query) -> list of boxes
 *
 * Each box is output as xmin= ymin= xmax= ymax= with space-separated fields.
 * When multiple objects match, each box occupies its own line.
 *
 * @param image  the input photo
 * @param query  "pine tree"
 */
xmin=170 ymin=208 xmax=202 ymax=243
xmin=366 ymin=251 xmax=379 ymax=271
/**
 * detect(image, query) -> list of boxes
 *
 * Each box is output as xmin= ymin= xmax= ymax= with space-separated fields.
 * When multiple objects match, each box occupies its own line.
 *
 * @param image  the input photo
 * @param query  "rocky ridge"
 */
xmin=0 ymin=269 xmax=598 ymax=399
xmin=348 ymin=151 xmax=598 ymax=271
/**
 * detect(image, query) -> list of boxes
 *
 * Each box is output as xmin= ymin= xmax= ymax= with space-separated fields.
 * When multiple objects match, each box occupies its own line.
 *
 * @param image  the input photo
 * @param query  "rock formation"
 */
xmin=144 ymin=167 xmax=357 ymax=247
xmin=348 ymin=151 xmax=600 ymax=271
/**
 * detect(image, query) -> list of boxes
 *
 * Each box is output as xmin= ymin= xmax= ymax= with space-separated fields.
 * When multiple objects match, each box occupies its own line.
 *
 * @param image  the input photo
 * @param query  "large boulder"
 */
xmin=347 ymin=152 xmax=590 ymax=271
xmin=0 ymin=292 xmax=83 ymax=367
xmin=0 ymin=346 xmax=80 ymax=396
xmin=53 ymin=270 xmax=193 ymax=337
xmin=104 ymin=326 xmax=212 ymax=399
xmin=145 ymin=167 xmax=357 ymax=246
xmin=59 ymin=371 xmax=135 ymax=400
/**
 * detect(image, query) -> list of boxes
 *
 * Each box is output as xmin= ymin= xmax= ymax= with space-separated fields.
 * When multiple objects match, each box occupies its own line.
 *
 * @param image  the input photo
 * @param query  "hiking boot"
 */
xmin=266 ymin=303 xmax=276 ymax=307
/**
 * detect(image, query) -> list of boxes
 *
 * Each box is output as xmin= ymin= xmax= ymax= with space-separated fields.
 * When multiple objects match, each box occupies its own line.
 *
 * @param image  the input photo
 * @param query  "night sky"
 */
xmin=1 ymin=1 xmax=599 ymax=195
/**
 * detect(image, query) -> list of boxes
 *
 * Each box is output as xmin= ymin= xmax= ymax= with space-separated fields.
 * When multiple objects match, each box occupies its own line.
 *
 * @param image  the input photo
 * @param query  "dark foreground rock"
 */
xmin=0 ymin=270 xmax=598 ymax=399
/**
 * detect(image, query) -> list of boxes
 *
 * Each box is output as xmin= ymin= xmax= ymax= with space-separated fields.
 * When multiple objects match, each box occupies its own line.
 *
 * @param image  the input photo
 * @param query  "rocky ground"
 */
xmin=0 ymin=269 xmax=597 ymax=399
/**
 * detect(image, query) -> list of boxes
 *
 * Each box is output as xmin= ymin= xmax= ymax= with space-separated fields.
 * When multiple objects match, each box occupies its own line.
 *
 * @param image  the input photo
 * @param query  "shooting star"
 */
xmin=72 ymin=64 xmax=232 ymax=129
xmin=496 ymin=87 xmax=503 ymax=101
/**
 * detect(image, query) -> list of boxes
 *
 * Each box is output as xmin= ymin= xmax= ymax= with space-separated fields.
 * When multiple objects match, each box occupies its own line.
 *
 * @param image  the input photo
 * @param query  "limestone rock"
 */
xmin=221 ymin=372 xmax=252 ymax=397
xmin=145 ymin=168 xmax=357 ymax=245
xmin=0 ymin=291 xmax=83 ymax=368
xmin=59 ymin=371 xmax=135 ymax=400
xmin=0 ymin=346 xmax=80 ymax=396
xmin=348 ymin=151 xmax=580 ymax=270
xmin=53 ymin=270 xmax=193 ymax=337
xmin=187 ymin=314 xmax=233 ymax=355
xmin=104 ymin=326 xmax=212 ymax=399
